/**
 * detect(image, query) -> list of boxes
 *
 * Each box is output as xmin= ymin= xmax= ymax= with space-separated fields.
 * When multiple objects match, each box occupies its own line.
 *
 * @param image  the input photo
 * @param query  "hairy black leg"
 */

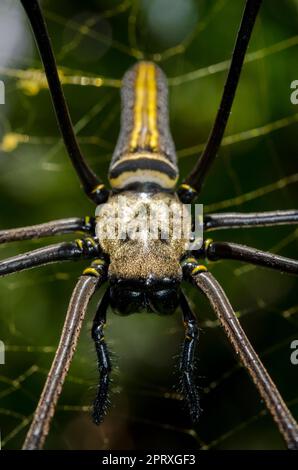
xmin=178 ymin=0 xmax=262 ymax=202
xmin=180 ymin=292 xmax=201 ymax=423
xmin=204 ymin=210 xmax=298 ymax=231
xmin=181 ymin=258 xmax=298 ymax=450
xmin=91 ymin=288 xmax=112 ymax=425
xmin=0 ymin=216 xmax=95 ymax=244
xmin=19 ymin=0 xmax=109 ymax=204
xmin=0 ymin=238 xmax=99 ymax=277
xmin=200 ymin=240 xmax=298 ymax=275
xmin=23 ymin=259 xmax=108 ymax=450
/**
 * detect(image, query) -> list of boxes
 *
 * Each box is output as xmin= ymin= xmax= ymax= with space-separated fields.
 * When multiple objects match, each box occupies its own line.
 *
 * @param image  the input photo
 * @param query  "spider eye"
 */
xmin=148 ymin=288 xmax=180 ymax=315
xmin=110 ymin=286 xmax=144 ymax=315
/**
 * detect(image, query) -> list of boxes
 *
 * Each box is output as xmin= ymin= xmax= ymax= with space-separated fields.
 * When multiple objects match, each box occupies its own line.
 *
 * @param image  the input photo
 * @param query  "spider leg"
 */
xmin=178 ymin=0 xmax=262 ymax=203
xmin=182 ymin=260 xmax=298 ymax=450
xmin=201 ymin=240 xmax=298 ymax=275
xmin=0 ymin=216 xmax=95 ymax=244
xmin=22 ymin=259 xmax=108 ymax=450
xmin=204 ymin=210 xmax=298 ymax=231
xmin=0 ymin=238 xmax=99 ymax=277
xmin=179 ymin=291 xmax=201 ymax=423
xmin=91 ymin=288 xmax=112 ymax=425
xmin=19 ymin=0 xmax=109 ymax=204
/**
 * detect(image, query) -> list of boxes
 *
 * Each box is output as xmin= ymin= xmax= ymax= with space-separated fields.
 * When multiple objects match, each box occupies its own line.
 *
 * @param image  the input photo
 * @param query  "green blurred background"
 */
xmin=0 ymin=0 xmax=297 ymax=450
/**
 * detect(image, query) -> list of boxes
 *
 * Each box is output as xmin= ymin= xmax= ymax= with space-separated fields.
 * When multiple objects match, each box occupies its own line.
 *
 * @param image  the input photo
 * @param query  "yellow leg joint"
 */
xmin=191 ymin=264 xmax=208 ymax=275
xmin=91 ymin=183 xmax=105 ymax=194
xmin=180 ymin=183 xmax=195 ymax=191
xmin=83 ymin=267 xmax=101 ymax=277
xmin=85 ymin=237 xmax=97 ymax=247
xmin=184 ymin=256 xmax=198 ymax=265
xmin=92 ymin=259 xmax=106 ymax=266
xmin=75 ymin=239 xmax=84 ymax=250
xmin=204 ymin=238 xmax=213 ymax=252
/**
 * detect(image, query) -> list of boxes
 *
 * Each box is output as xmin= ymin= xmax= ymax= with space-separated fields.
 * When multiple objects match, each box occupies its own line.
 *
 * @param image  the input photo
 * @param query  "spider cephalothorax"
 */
xmin=1 ymin=0 xmax=298 ymax=451
xmin=95 ymin=190 xmax=190 ymax=315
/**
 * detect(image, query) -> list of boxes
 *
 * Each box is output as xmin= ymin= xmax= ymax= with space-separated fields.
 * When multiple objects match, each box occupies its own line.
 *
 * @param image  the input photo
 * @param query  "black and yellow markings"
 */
xmin=75 ymin=237 xmax=97 ymax=250
xmin=129 ymin=62 xmax=159 ymax=152
xmin=83 ymin=259 xmax=107 ymax=277
xmin=181 ymin=256 xmax=208 ymax=277
xmin=91 ymin=183 xmax=106 ymax=194
xmin=204 ymin=238 xmax=213 ymax=252
xmin=109 ymin=61 xmax=178 ymax=190
xmin=75 ymin=238 xmax=84 ymax=251
xmin=109 ymin=152 xmax=178 ymax=189
xmin=179 ymin=183 xmax=196 ymax=193
xmin=191 ymin=264 xmax=208 ymax=275
xmin=177 ymin=183 xmax=198 ymax=203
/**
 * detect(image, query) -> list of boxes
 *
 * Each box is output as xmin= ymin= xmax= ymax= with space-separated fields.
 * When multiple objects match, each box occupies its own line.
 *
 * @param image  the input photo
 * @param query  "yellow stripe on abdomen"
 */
xmin=129 ymin=63 xmax=147 ymax=151
xmin=147 ymin=63 xmax=159 ymax=150
xmin=109 ymin=61 xmax=178 ymax=191
xmin=129 ymin=63 xmax=159 ymax=152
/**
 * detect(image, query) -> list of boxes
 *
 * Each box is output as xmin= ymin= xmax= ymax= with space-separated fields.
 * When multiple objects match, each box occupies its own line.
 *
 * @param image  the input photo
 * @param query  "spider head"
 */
xmin=105 ymin=234 xmax=185 ymax=315
xmin=109 ymin=275 xmax=181 ymax=315
xmin=106 ymin=232 xmax=185 ymax=315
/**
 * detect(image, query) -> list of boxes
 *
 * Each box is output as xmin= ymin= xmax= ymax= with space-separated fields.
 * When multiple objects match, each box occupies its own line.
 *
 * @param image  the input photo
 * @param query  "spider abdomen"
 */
xmin=109 ymin=61 xmax=178 ymax=191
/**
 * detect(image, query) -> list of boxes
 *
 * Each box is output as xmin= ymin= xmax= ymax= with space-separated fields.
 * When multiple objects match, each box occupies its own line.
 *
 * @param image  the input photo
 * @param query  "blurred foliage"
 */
xmin=0 ymin=0 xmax=297 ymax=450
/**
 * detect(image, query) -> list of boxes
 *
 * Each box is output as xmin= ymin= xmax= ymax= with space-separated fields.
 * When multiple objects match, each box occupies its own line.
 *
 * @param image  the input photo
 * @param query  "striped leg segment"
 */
xmin=0 ymin=217 xmax=95 ymax=244
xmin=178 ymin=0 xmax=263 ymax=202
xmin=202 ymin=240 xmax=298 ymax=275
xmin=204 ymin=210 xmax=298 ymax=231
xmin=182 ymin=260 xmax=298 ymax=450
xmin=0 ymin=238 xmax=99 ymax=277
xmin=91 ymin=288 xmax=112 ymax=425
xmin=20 ymin=0 xmax=109 ymax=204
xmin=180 ymin=292 xmax=201 ymax=423
xmin=22 ymin=260 xmax=108 ymax=450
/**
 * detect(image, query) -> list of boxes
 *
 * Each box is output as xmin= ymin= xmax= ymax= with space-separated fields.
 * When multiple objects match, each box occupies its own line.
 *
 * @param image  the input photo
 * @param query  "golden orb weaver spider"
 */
xmin=0 ymin=0 xmax=297 ymax=450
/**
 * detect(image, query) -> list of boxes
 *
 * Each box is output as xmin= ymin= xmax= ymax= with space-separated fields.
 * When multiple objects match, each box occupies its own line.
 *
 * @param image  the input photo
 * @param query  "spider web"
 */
xmin=0 ymin=0 xmax=297 ymax=450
